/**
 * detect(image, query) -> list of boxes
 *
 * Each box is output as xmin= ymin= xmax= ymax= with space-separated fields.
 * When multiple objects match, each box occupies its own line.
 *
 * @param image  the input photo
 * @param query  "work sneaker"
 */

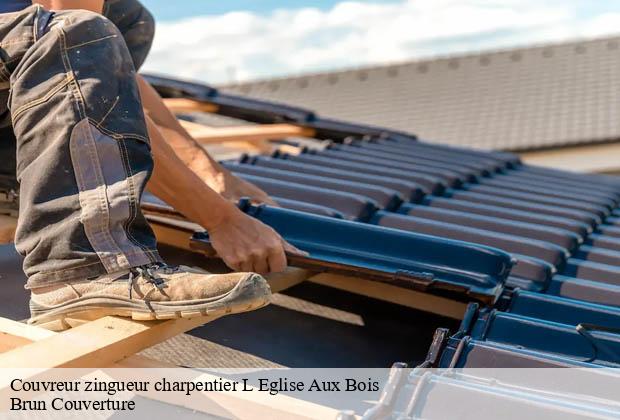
xmin=28 ymin=263 xmax=271 ymax=326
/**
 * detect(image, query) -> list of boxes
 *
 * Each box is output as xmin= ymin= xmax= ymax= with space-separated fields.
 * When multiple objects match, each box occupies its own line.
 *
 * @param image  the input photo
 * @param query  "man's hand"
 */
xmin=206 ymin=168 xmax=278 ymax=206
xmin=208 ymin=206 xmax=305 ymax=274
xmin=147 ymin=115 xmax=306 ymax=275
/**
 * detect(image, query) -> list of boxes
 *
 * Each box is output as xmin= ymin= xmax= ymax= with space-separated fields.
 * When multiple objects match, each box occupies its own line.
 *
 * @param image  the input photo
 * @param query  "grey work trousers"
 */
xmin=0 ymin=0 xmax=163 ymax=288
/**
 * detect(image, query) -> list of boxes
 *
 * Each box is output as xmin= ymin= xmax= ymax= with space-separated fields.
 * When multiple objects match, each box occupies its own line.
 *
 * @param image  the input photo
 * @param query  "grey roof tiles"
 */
xmin=221 ymin=35 xmax=620 ymax=151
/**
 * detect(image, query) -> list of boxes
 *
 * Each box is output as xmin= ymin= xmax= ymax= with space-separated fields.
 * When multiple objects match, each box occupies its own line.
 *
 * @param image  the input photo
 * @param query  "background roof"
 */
xmin=221 ymin=35 xmax=620 ymax=152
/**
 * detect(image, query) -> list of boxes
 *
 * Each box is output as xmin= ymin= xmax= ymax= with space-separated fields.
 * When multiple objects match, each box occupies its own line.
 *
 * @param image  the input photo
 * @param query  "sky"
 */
xmin=140 ymin=0 xmax=620 ymax=85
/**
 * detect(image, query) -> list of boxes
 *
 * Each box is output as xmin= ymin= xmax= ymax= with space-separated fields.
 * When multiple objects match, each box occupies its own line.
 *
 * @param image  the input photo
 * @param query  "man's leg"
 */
xmin=102 ymin=0 xmax=154 ymax=70
xmin=0 ymin=0 xmax=154 ymax=231
xmin=11 ymin=6 xmax=160 ymax=287
xmin=5 ymin=6 xmax=269 ymax=323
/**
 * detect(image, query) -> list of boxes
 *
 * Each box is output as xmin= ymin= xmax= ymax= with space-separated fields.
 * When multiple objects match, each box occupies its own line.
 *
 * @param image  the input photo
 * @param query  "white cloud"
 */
xmin=142 ymin=0 xmax=620 ymax=84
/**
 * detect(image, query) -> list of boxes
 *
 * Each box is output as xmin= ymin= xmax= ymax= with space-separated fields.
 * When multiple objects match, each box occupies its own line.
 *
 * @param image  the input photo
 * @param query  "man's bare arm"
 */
xmin=137 ymin=75 xmax=277 ymax=205
xmin=35 ymin=0 xmax=103 ymax=12
xmin=145 ymin=114 xmax=302 ymax=274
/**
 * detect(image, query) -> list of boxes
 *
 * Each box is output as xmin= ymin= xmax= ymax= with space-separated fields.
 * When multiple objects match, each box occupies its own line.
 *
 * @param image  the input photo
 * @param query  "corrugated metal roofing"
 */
xmin=220 ymin=35 xmax=620 ymax=152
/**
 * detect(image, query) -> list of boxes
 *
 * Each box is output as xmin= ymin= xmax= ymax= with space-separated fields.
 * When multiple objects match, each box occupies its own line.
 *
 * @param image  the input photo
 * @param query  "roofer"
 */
xmin=0 ymin=0 xmax=302 ymax=325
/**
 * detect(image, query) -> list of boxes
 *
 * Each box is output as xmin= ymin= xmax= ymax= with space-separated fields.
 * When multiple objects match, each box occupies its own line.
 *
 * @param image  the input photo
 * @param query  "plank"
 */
xmin=309 ymin=273 xmax=467 ymax=319
xmin=0 ymin=317 xmax=54 ymax=353
xmin=178 ymin=120 xmax=271 ymax=153
xmin=0 ymin=318 xmax=345 ymax=419
xmin=0 ymin=215 xmax=16 ymax=244
xmin=0 ymin=334 xmax=31 ymax=353
xmin=0 ymin=315 xmax=225 ymax=368
xmin=179 ymin=120 xmax=316 ymax=145
xmin=148 ymin=214 xmax=198 ymax=251
xmin=163 ymin=97 xmax=219 ymax=114
xmin=277 ymin=144 xmax=306 ymax=155
xmin=0 ymin=317 xmax=55 ymax=341
xmin=263 ymin=267 xmax=310 ymax=293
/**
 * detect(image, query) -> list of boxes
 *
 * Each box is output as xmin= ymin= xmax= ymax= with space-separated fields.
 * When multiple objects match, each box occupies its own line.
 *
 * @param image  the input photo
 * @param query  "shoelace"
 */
xmin=128 ymin=263 xmax=178 ymax=299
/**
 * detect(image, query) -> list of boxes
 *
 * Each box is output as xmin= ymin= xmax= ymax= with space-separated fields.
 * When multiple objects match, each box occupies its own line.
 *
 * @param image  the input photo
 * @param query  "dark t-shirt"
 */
xmin=0 ymin=0 xmax=32 ymax=14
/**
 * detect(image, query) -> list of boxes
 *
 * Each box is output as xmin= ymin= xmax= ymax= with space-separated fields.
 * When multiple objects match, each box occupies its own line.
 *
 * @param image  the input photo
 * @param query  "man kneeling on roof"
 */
xmin=0 ymin=0 xmax=304 ymax=324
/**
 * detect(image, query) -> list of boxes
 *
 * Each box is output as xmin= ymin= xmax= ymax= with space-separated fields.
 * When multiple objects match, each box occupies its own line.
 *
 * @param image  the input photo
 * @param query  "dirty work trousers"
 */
xmin=0 ymin=0 xmax=162 ymax=288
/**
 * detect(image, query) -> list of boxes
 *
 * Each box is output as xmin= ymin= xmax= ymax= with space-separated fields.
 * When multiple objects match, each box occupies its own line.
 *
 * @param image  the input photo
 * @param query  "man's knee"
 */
xmin=56 ymin=8 xmax=136 ymax=79
xmin=47 ymin=9 xmax=143 ymax=134
xmin=126 ymin=5 xmax=154 ymax=69
xmin=59 ymin=9 xmax=125 ymax=51
xmin=9 ymin=8 xmax=134 ymax=134
xmin=103 ymin=0 xmax=155 ymax=69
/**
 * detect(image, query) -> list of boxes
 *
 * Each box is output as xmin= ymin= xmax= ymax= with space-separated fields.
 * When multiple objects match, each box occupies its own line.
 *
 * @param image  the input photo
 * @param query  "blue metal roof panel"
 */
xmin=372 ymin=211 xmax=568 ymax=268
xmin=330 ymin=141 xmax=493 ymax=177
xmin=233 ymin=173 xmax=378 ymax=221
xmin=284 ymin=153 xmax=451 ymax=192
xmin=419 ymin=197 xmax=591 ymax=238
xmin=400 ymin=204 xmax=581 ymax=251
xmin=315 ymin=148 xmax=478 ymax=184
xmin=267 ymin=197 xmax=345 ymax=219
xmin=598 ymin=225 xmax=620 ymax=238
xmin=573 ymin=245 xmax=620 ymax=266
xmin=507 ymin=289 xmax=620 ymax=328
xmin=468 ymin=310 xmax=620 ymax=366
xmin=223 ymin=161 xmax=403 ymax=210
xmin=438 ymin=336 xmax=594 ymax=368
xmin=548 ymin=275 xmax=620 ymax=307
xmin=191 ymin=204 xmax=514 ymax=304
xmin=329 ymin=142 xmax=490 ymax=178
xmin=564 ymin=258 xmax=620 ymax=285
xmin=251 ymin=156 xmax=426 ymax=200
xmin=463 ymin=184 xmax=611 ymax=217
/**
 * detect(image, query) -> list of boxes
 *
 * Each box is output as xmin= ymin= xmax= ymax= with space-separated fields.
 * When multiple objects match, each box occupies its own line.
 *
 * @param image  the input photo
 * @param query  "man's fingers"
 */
xmin=260 ymin=195 xmax=279 ymax=207
xmin=267 ymin=243 xmax=287 ymax=273
xmin=248 ymin=193 xmax=279 ymax=207
xmin=283 ymin=240 xmax=309 ymax=257
xmin=239 ymin=258 xmax=254 ymax=273
xmin=253 ymin=254 xmax=270 ymax=275
xmin=224 ymin=258 xmax=241 ymax=273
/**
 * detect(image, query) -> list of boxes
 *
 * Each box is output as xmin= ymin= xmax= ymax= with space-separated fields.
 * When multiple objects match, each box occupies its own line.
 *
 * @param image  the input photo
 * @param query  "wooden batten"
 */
xmin=147 ymin=215 xmax=198 ymax=251
xmin=0 ymin=215 xmax=16 ymax=244
xmin=163 ymin=98 xmax=219 ymax=114
xmin=179 ymin=120 xmax=316 ymax=145
xmin=0 ymin=315 xmax=227 ymax=368
xmin=520 ymin=141 xmax=620 ymax=174
xmin=308 ymin=273 xmax=468 ymax=319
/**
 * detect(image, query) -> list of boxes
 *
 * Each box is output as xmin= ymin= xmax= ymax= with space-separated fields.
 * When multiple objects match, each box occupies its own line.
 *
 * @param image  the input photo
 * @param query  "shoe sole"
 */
xmin=28 ymin=274 xmax=271 ymax=330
